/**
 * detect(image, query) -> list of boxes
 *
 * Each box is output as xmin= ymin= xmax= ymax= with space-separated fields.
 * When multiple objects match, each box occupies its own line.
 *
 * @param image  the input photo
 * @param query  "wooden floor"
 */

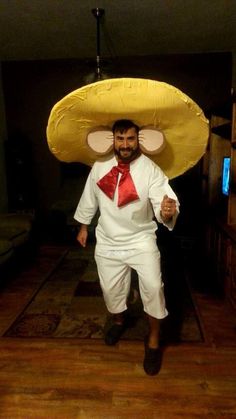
xmin=0 ymin=244 xmax=236 ymax=419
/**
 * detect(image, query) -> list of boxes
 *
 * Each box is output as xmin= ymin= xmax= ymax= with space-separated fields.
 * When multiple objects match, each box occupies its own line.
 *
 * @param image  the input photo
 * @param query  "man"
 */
xmin=74 ymin=119 xmax=179 ymax=376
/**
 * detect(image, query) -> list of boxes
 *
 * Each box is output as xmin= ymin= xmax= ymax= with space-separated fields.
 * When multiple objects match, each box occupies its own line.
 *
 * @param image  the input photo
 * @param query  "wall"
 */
xmin=1 ymin=52 xmax=232 ymax=218
xmin=233 ymin=52 xmax=236 ymax=91
xmin=0 ymin=64 xmax=8 ymax=212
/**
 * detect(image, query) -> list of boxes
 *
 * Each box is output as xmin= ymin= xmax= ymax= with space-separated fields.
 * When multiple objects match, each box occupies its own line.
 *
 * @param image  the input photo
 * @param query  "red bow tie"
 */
xmin=97 ymin=162 xmax=139 ymax=207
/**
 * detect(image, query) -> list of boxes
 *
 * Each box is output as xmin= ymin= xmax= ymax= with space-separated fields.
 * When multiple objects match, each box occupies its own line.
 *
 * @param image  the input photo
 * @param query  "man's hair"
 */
xmin=112 ymin=119 xmax=140 ymax=134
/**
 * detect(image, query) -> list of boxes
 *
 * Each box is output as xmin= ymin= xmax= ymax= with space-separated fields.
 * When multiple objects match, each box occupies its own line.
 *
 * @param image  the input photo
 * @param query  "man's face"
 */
xmin=113 ymin=127 xmax=140 ymax=162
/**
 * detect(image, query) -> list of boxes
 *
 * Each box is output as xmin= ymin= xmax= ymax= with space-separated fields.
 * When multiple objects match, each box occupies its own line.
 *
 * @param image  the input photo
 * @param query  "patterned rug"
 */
xmin=4 ymin=243 xmax=204 ymax=343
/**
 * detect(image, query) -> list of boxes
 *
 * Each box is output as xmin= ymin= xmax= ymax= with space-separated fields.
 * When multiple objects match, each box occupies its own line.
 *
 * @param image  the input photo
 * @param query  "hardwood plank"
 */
xmin=0 ymin=339 xmax=236 ymax=418
xmin=0 ymin=243 xmax=236 ymax=418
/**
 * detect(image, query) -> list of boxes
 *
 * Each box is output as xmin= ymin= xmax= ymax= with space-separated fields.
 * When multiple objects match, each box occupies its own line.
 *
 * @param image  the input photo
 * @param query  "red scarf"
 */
xmin=97 ymin=162 xmax=139 ymax=207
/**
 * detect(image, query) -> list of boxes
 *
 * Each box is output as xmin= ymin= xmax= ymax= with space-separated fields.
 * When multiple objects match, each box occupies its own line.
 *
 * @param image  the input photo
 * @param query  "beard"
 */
xmin=114 ymin=145 xmax=141 ymax=162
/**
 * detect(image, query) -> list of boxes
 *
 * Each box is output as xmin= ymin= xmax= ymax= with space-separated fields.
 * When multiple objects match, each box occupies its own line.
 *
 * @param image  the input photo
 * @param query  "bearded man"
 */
xmin=74 ymin=118 xmax=179 ymax=376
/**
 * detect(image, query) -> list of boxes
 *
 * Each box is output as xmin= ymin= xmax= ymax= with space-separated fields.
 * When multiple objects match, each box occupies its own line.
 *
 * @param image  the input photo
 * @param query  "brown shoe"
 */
xmin=104 ymin=323 xmax=126 ymax=345
xmin=143 ymin=342 xmax=163 ymax=375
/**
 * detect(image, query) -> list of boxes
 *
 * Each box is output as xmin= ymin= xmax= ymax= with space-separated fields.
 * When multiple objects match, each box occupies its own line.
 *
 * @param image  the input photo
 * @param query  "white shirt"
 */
xmin=74 ymin=154 xmax=179 ymax=250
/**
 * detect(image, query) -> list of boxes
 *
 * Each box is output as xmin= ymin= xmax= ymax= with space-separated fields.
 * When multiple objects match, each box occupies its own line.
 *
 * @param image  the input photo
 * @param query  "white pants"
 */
xmin=95 ymin=247 xmax=168 ymax=319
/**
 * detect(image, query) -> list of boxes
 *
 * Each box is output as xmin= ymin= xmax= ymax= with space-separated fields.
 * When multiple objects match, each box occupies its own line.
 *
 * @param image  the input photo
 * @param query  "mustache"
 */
xmin=119 ymin=147 xmax=132 ymax=152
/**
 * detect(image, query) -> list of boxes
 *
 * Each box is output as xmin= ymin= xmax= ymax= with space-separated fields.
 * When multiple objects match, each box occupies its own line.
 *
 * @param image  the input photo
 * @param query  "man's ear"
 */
xmin=139 ymin=127 xmax=166 ymax=154
xmin=87 ymin=129 xmax=113 ymax=155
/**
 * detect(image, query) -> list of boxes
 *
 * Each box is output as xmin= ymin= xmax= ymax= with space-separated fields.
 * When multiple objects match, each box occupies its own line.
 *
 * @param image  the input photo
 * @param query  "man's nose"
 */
xmin=123 ymin=139 xmax=128 ymax=147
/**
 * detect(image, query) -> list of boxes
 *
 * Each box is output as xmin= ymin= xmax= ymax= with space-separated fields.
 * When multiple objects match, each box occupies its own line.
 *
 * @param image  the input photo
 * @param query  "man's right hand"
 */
xmin=76 ymin=224 xmax=88 ymax=247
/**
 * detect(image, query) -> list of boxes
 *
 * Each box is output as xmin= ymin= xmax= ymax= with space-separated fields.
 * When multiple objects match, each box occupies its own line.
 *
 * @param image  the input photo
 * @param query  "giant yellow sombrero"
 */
xmin=46 ymin=77 xmax=209 ymax=179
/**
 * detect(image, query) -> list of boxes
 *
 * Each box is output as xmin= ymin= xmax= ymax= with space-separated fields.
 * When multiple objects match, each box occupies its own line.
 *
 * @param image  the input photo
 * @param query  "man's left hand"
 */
xmin=160 ymin=194 xmax=177 ymax=221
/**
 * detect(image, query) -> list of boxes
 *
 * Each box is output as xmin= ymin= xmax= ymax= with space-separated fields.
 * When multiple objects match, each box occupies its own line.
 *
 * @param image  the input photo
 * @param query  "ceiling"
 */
xmin=0 ymin=0 xmax=236 ymax=62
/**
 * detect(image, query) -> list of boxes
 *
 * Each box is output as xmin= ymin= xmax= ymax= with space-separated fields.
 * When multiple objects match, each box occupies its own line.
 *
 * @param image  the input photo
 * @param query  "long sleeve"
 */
xmin=74 ymin=154 xmax=179 ymax=249
xmin=148 ymin=165 xmax=179 ymax=231
xmin=74 ymin=166 xmax=99 ymax=225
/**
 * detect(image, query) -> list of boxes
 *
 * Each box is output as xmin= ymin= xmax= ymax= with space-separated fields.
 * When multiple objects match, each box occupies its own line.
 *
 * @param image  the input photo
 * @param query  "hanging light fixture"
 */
xmin=84 ymin=8 xmax=110 ymax=84
xmin=92 ymin=7 xmax=104 ymax=80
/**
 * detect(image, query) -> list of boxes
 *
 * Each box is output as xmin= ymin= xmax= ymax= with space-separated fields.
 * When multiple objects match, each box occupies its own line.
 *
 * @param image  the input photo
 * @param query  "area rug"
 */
xmin=4 ymin=243 xmax=204 ymax=343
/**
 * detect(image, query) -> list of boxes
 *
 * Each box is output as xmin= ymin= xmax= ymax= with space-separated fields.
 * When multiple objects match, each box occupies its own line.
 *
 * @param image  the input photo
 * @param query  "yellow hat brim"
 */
xmin=46 ymin=78 xmax=209 ymax=179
